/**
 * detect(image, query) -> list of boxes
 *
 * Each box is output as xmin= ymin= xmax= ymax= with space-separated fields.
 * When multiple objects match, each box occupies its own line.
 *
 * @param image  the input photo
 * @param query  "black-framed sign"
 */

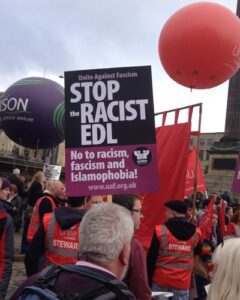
xmin=65 ymin=66 xmax=159 ymax=196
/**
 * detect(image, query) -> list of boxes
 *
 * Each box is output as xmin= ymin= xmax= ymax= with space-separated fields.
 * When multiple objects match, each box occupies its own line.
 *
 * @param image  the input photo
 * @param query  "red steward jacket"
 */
xmin=27 ymin=195 xmax=57 ymax=241
xmin=152 ymin=224 xmax=201 ymax=290
xmin=43 ymin=212 xmax=81 ymax=266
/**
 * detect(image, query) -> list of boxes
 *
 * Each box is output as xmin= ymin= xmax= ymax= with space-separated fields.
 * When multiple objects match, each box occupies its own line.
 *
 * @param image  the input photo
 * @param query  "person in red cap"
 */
xmin=147 ymin=200 xmax=202 ymax=300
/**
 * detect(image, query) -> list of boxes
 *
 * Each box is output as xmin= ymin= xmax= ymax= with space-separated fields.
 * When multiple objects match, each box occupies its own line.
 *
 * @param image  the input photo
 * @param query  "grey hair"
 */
xmin=208 ymin=238 xmax=240 ymax=300
xmin=79 ymin=202 xmax=134 ymax=264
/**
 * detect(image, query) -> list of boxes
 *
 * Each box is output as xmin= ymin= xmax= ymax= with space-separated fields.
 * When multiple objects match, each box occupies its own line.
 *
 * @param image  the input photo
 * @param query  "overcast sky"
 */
xmin=0 ymin=0 xmax=237 ymax=133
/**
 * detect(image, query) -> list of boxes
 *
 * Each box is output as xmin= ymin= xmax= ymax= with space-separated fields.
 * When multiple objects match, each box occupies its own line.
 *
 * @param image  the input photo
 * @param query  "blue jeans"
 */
xmin=152 ymin=283 xmax=189 ymax=300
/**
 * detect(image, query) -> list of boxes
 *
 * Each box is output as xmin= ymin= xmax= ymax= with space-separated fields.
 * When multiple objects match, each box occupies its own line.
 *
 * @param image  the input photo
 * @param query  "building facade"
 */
xmin=190 ymin=132 xmax=224 ymax=174
xmin=0 ymin=129 xmax=65 ymax=178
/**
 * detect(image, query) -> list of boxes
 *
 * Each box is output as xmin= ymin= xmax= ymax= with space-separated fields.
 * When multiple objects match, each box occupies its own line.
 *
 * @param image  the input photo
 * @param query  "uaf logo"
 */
xmin=132 ymin=147 xmax=152 ymax=166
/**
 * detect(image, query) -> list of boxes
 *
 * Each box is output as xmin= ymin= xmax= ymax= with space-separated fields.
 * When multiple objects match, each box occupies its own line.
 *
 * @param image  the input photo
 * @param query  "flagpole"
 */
xmin=192 ymin=103 xmax=202 ymax=221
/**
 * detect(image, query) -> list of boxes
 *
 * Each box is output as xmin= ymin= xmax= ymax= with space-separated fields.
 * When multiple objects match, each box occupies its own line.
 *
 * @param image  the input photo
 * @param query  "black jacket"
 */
xmin=0 ymin=199 xmax=16 ymax=219
xmin=27 ymin=181 xmax=43 ymax=207
xmin=36 ymin=192 xmax=60 ymax=222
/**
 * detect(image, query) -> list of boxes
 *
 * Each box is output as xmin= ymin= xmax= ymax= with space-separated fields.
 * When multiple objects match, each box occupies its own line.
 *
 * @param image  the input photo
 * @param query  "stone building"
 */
xmin=0 ymin=128 xmax=65 ymax=178
xmin=190 ymin=132 xmax=224 ymax=174
xmin=190 ymin=132 xmax=239 ymax=198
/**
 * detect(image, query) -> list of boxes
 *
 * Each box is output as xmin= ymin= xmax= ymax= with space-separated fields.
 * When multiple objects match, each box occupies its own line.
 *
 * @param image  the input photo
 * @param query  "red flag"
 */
xmin=219 ymin=199 xmax=226 ymax=236
xmin=136 ymin=122 xmax=191 ymax=251
xmin=198 ymin=196 xmax=215 ymax=240
xmin=231 ymin=153 xmax=240 ymax=192
xmin=185 ymin=146 xmax=206 ymax=196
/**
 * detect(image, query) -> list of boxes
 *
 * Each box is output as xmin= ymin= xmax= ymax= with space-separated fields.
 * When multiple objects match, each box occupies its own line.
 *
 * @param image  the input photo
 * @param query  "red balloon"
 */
xmin=159 ymin=2 xmax=240 ymax=89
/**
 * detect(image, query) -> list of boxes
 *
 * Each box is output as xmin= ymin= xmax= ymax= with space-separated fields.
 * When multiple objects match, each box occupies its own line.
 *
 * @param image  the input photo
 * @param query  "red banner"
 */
xmin=136 ymin=122 xmax=191 ymax=250
xmin=198 ymin=196 xmax=215 ymax=240
xmin=185 ymin=146 xmax=206 ymax=196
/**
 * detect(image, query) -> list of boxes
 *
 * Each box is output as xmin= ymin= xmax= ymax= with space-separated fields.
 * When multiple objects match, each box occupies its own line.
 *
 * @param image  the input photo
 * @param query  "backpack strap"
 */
xmin=36 ymin=266 xmax=66 ymax=293
xmin=20 ymin=286 xmax=59 ymax=300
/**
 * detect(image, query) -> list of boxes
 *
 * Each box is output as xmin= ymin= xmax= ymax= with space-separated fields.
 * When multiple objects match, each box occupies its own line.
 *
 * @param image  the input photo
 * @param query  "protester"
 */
xmin=0 ymin=179 xmax=16 ymax=219
xmin=208 ymin=238 xmax=240 ymax=300
xmin=194 ymin=212 xmax=222 ymax=300
xmin=27 ymin=180 xmax=66 ymax=242
xmin=83 ymin=194 xmax=103 ymax=209
xmin=24 ymin=196 xmax=86 ymax=276
xmin=0 ymin=178 xmax=14 ymax=299
xmin=225 ymin=206 xmax=233 ymax=225
xmin=147 ymin=200 xmax=202 ymax=300
xmin=26 ymin=171 xmax=45 ymax=207
xmin=184 ymin=198 xmax=197 ymax=224
xmin=19 ymin=174 xmax=28 ymax=196
xmin=10 ymin=203 xmax=136 ymax=300
xmin=21 ymin=171 xmax=45 ymax=254
xmin=112 ymin=194 xmax=152 ymax=300
xmin=8 ymin=184 xmax=23 ymax=232
xmin=226 ymin=209 xmax=240 ymax=237
xmin=202 ymin=213 xmax=222 ymax=269
xmin=8 ymin=168 xmax=25 ymax=198
xmin=220 ymin=190 xmax=231 ymax=206
xmin=195 ymin=192 xmax=204 ymax=211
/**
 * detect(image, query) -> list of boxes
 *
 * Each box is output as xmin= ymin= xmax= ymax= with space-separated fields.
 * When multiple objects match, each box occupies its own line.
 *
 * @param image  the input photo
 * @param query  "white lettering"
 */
xmin=70 ymin=83 xmax=81 ymax=103
xmin=81 ymin=123 xmax=117 ymax=146
xmin=0 ymin=97 xmax=29 ymax=112
xmin=52 ymin=239 xmax=79 ymax=250
xmin=70 ymin=80 xmax=120 ymax=103
xmin=168 ymin=243 xmax=191 ymax=252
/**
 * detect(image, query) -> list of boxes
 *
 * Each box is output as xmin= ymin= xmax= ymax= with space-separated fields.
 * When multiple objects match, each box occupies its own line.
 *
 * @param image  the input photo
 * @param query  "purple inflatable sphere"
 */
xmin=0 ymin=77 xmax=65 ymax=149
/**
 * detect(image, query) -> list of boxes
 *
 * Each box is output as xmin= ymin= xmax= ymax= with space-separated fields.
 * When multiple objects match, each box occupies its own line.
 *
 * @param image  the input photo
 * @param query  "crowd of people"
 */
xmin=0 ymin=168 xmax=240 ymax=299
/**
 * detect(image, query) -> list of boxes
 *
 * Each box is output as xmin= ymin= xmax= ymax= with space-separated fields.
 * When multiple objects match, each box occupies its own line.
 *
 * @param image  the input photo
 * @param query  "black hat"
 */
xmin=164 ymin=200 xmax=187 ymax=214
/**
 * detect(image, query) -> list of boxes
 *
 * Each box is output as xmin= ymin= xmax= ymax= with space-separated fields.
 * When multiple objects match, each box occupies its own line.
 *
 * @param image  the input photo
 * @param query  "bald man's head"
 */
xmin=48 ymin=181 xmax=66 ymax=200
